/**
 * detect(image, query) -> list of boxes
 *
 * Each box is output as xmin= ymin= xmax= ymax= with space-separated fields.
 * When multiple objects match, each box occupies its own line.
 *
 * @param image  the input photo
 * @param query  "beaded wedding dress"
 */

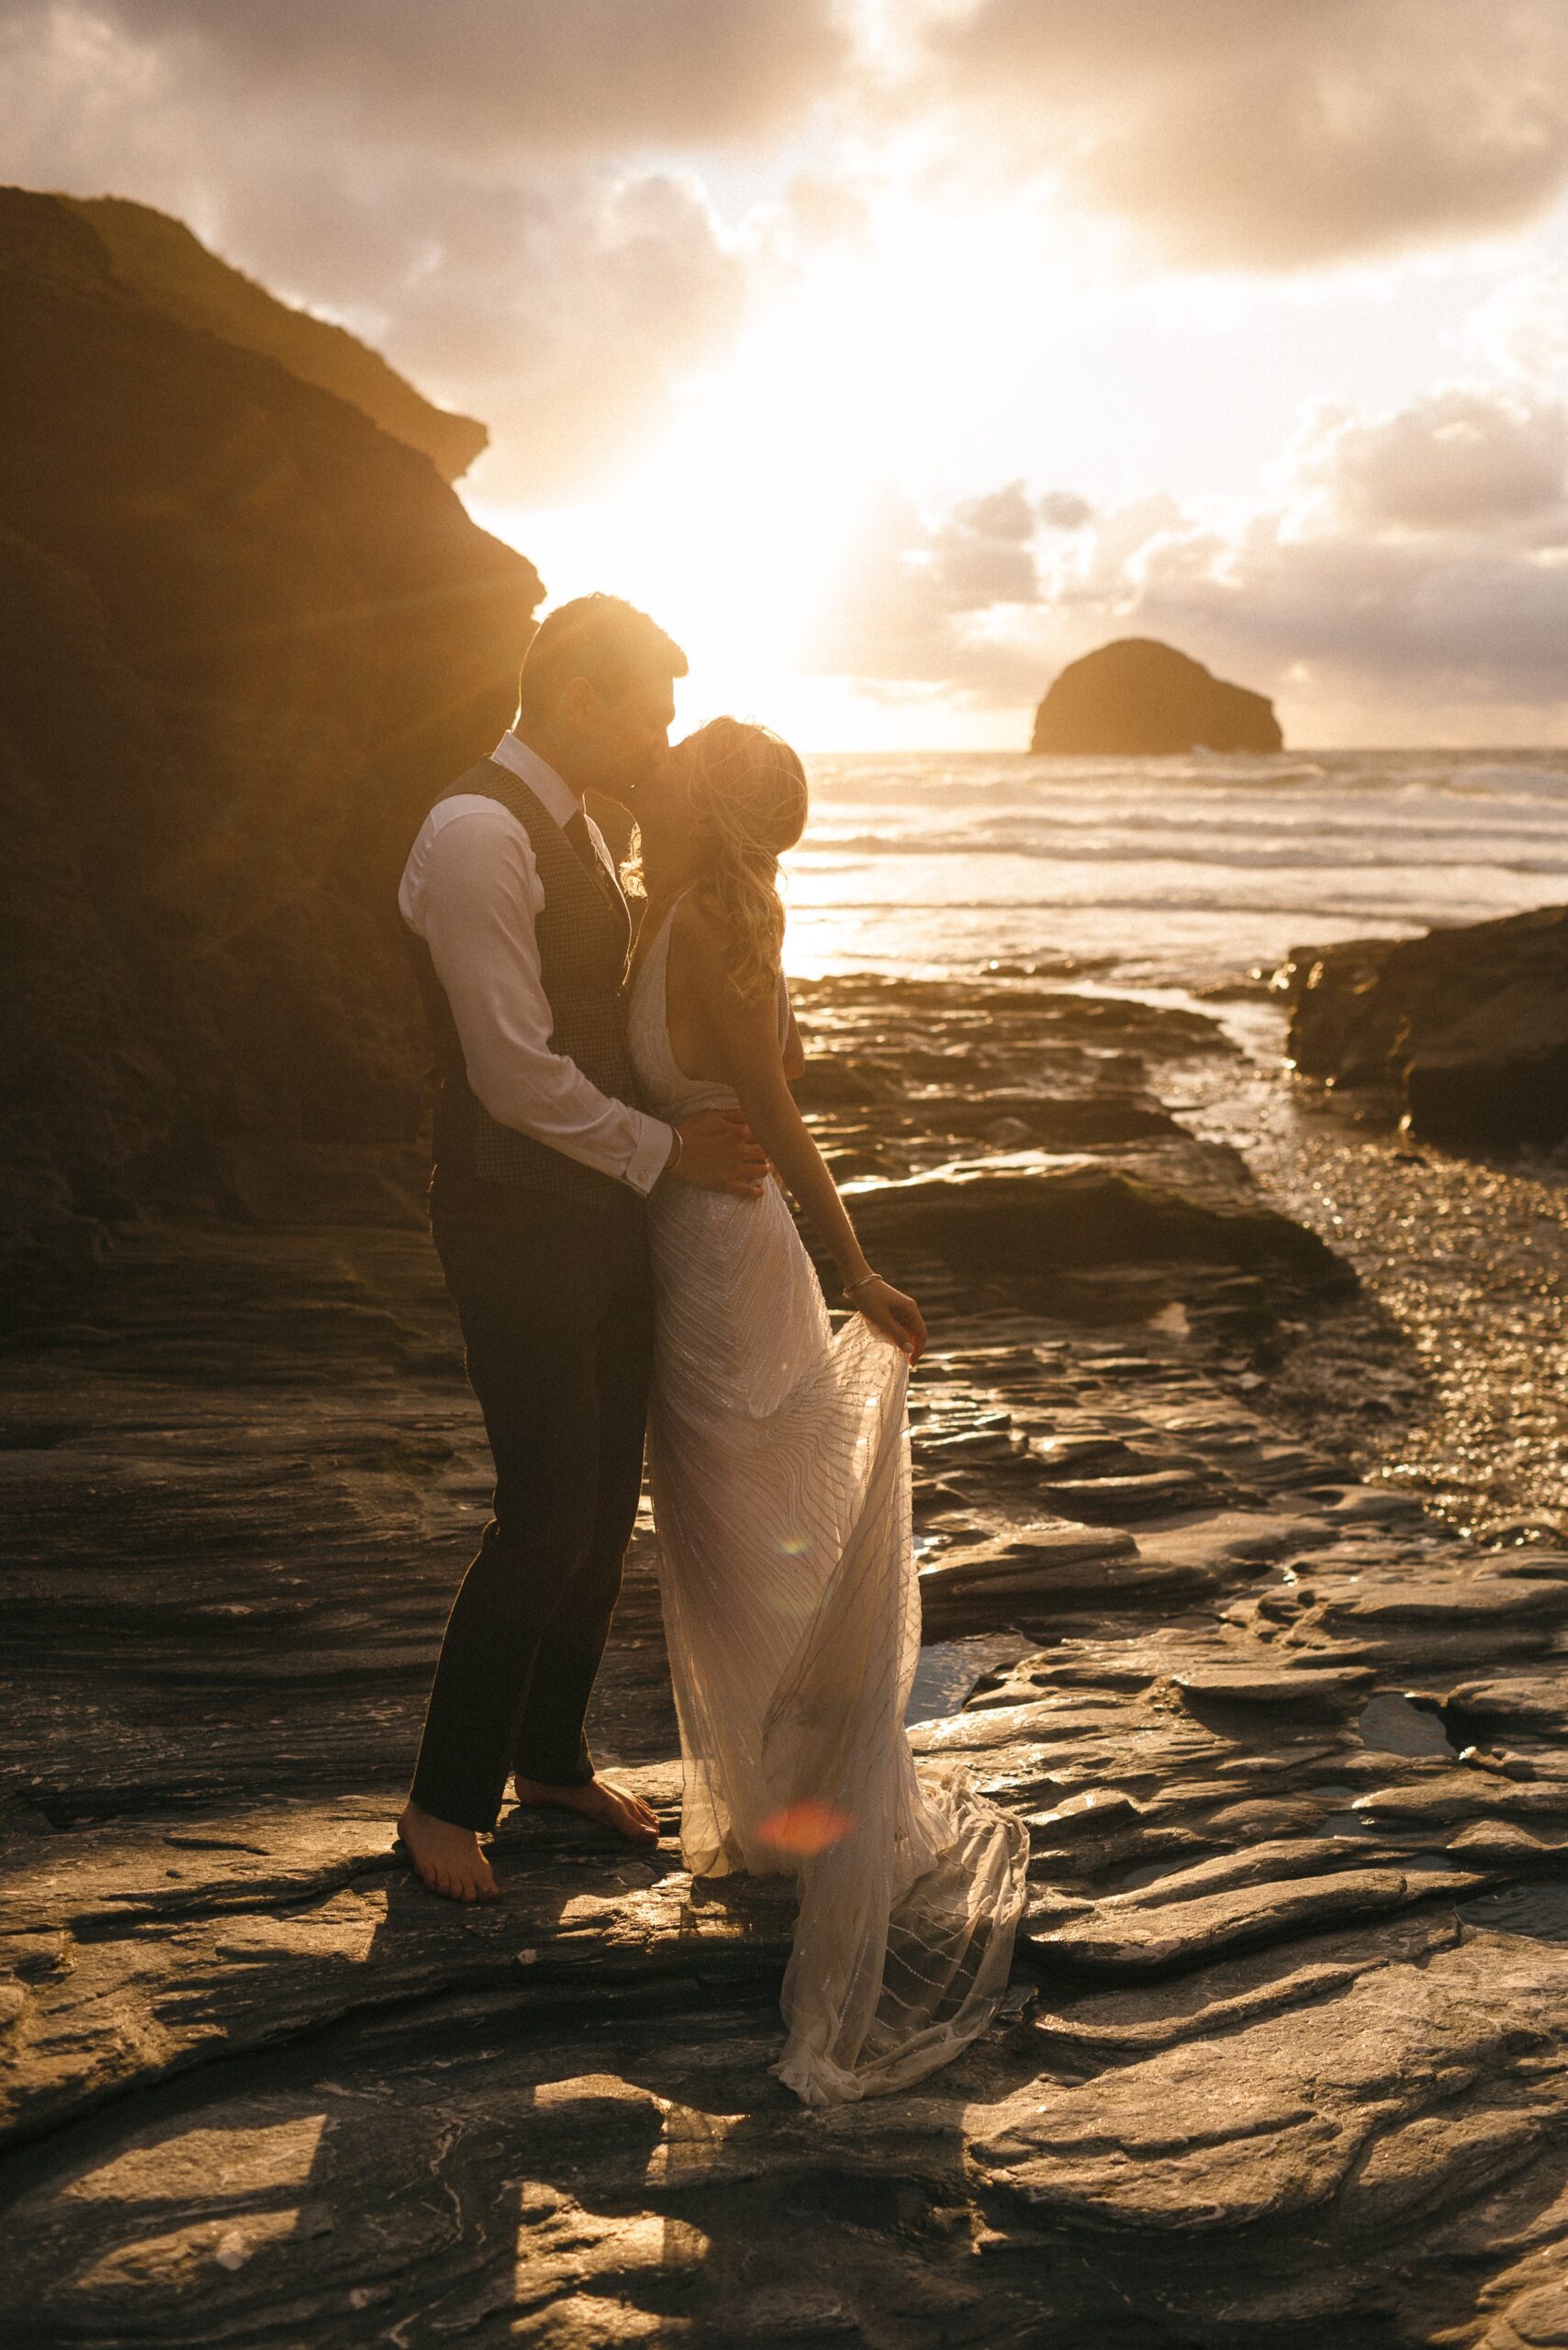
xmin=627 ymin=899 xmax=1027 ymax=2107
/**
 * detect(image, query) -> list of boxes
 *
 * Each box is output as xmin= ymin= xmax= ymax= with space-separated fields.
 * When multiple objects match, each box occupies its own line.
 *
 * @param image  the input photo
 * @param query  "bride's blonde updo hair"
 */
xmin=681 ymin=717 xmax=809 ymax=1000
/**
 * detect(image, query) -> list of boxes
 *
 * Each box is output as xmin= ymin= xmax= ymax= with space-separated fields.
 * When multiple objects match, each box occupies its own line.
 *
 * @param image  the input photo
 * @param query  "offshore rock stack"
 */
xmin=1031 ymin=637 xmax=1284 ymax=756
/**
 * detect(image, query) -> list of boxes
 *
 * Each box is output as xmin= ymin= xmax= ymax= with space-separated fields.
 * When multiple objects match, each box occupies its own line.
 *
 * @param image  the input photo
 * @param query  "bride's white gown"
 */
xmin=628 ymin=900 xmax=1028 ymax=2107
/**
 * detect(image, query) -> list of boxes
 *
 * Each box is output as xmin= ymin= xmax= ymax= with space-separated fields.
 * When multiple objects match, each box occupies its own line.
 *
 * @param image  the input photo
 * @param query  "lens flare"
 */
xmin=756 ymin=1800 xmax=856 ymax=1857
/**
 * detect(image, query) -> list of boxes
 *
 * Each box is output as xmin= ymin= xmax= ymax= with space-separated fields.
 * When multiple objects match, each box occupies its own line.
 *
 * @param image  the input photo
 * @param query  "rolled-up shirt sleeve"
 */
xmin=403 ymin=803 xmax=675 ymax=1195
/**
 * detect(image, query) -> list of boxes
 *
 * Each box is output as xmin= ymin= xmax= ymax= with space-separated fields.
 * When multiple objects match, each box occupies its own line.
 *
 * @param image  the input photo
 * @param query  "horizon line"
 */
xmin=790 ymin=743 xmax=1568 ymax=757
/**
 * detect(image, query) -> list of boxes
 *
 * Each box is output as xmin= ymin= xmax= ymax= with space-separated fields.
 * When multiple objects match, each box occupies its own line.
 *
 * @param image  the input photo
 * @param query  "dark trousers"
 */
xmin=409 ymin=1177 xmax=654 ymax=1832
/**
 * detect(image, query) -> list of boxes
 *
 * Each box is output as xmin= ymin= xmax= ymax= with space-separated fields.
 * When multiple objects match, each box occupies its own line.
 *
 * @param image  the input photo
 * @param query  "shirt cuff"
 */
xmin=624 ymin=1113 xmax=678 ymax=1198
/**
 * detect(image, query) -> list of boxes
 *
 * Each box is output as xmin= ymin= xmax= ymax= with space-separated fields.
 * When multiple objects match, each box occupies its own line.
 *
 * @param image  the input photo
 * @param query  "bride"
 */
xmin=625 ymin=716 xmax=1027 ymax=2107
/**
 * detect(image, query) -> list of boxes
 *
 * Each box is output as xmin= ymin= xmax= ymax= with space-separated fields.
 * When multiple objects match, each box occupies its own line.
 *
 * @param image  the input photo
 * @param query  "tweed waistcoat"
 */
xmin=411 ymin=758 xmax=637 ymax=1202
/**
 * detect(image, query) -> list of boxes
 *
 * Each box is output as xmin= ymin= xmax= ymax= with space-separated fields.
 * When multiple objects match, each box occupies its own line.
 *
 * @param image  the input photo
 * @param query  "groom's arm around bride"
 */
xmin=396 ymin=595 xmax=767 ymax=1903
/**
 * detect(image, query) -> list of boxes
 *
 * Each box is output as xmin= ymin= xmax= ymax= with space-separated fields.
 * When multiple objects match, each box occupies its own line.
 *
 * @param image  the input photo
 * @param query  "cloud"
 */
xmin=1292 ymin=388 xmax=1568 ymax=537
xmin=0 ymin=0 xmax=846 ymax=498
xmin=226 ymin=162 xmax=752 ymax=502
xmin=1113 ymin=515 xmax=1568 ymax=692
xmin=1 ymin=0 xmax=849 ymax=162
xmin=1037 ymin=491 xmax=1095 ymax=531
xmin=1465 ymin=265 xmax=1568 ymax=386
xmin=817 ymin=333 xmax=1568 ymax=736
xmin=810 ymin=481 xmax=1069 ymax=696
xmin=10 ymin=0 xmax=1568 ymax=741
xmin=931 ymin=0 xmax=1568 ymax=270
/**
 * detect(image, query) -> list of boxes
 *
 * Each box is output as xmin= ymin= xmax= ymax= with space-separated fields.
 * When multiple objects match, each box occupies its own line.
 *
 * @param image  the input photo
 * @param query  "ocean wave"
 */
xmin=804 ymin=788 xmax=1568 ymax=854
xmin=1406 ymin=769 xmax=1568 ymax=802
xmin=805 ymin=753 xmax=1568 ymax=802
xmin=789 ymin=893 xmax=1484 ymax=923
xmin=783 ymin=754 xmax=1568 ymax=980
xmin=796 ymin=834 xmax=1568 ymax=875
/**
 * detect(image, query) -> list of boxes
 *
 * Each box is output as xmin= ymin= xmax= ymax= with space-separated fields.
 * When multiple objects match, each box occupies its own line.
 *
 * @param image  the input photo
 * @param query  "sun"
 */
xmin=474 ymin=254 xmax=890 ymax=742
xmin=469 ymin=184 xmax=1053 ymax=751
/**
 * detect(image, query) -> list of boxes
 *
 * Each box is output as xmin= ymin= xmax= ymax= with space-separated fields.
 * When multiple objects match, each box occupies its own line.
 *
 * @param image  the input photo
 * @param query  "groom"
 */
xmin=398 ymin=595 xmax=767 ymax=1903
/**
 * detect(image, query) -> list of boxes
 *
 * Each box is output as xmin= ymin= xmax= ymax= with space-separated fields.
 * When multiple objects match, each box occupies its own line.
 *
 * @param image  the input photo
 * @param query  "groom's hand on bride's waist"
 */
xmin=667 ymin=1111 xmax=768 ymax=1197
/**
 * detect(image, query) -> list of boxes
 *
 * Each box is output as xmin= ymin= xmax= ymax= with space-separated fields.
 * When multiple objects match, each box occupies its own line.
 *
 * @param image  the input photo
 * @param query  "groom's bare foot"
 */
xmin=512 ymin=1772 xmax=660 ymax=1843
xmin=397 ymin=1800 xmax=500 ymax=1903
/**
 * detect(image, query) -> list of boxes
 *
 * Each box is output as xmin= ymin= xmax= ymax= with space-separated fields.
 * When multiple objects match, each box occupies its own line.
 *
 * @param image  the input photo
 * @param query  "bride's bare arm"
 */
xmin=782 ymin=997 xmax=805 ymax=1082
xmin=686 ymin=909 xmax=926 ymax=1362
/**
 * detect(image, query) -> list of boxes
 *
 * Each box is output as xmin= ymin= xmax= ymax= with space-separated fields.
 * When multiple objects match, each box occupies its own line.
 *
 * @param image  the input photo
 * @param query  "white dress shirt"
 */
xmin=399 ymin=731 xmax=676 ymax=1194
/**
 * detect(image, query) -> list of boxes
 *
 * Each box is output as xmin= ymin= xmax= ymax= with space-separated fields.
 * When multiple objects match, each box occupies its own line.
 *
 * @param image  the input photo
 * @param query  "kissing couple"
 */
xmin=396 ymin=595 xmax=1025 ymax=2106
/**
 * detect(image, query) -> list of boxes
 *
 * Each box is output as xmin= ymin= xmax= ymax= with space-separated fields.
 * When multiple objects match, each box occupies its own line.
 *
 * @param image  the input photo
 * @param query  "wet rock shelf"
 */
xmin=5 ymin=964 xmax=1567 ymax=2345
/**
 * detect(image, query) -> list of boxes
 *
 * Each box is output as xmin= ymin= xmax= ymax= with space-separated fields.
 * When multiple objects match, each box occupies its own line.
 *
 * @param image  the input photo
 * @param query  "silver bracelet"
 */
xmin=666 ymin=1127 xmax=684 ymax=1173
xmin=844 ymin=1271 xmax=881 ymax=1297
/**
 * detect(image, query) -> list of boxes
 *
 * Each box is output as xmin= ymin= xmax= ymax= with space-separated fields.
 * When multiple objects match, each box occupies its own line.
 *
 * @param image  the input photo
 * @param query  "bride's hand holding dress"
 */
xmin=671 ymin=895 xmax=927 ymax=1360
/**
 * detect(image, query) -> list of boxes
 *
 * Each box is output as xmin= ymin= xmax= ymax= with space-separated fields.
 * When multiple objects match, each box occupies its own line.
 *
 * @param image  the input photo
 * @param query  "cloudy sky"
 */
xmin=7 ymin=0 xmax=1568 ymax=747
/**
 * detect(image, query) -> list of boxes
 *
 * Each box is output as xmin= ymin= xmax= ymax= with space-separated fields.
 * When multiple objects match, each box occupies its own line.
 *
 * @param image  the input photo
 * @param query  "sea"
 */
xmin=783 ymin=749 xmax=1568 ymax=992
xmin=786 ymin=747 xmax=1568 ymax=1550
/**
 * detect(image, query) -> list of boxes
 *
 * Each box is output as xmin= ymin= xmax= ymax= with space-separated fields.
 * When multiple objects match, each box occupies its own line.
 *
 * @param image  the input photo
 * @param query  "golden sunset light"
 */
xmin=6 ymin=6 xmax=1568 ymax=2343
xmin=10 ymin=0 xmax=1568 ymax=749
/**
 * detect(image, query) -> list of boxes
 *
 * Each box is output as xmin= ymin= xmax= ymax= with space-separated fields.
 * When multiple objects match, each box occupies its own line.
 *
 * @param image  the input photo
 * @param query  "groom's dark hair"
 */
xmin=516 ymin=594 xmax=688 ymax=723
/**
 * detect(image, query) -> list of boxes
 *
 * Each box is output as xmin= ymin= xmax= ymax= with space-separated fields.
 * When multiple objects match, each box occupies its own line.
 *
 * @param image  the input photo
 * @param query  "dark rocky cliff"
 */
xmin=1031 ymin=637 xmax=1283 ymax=755
xmin=0 ymin=188 xmax=543 ymax=1315
xmin=61 ymin=195 xmax=489 ymax=482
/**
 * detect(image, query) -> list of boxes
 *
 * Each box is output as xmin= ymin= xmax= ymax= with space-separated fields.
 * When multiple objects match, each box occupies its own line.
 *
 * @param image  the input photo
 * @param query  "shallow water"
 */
xmin=1460 ymin=1885 xmax=1568 ymax=1942
xmin=903 ymin=1634 xmax=1031 ymax=1725
xmin=1356 ymin=1693 xmax=1456 ymax=1758
xmin=1180 ymin=1035 xmax=1568 ymax=1545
